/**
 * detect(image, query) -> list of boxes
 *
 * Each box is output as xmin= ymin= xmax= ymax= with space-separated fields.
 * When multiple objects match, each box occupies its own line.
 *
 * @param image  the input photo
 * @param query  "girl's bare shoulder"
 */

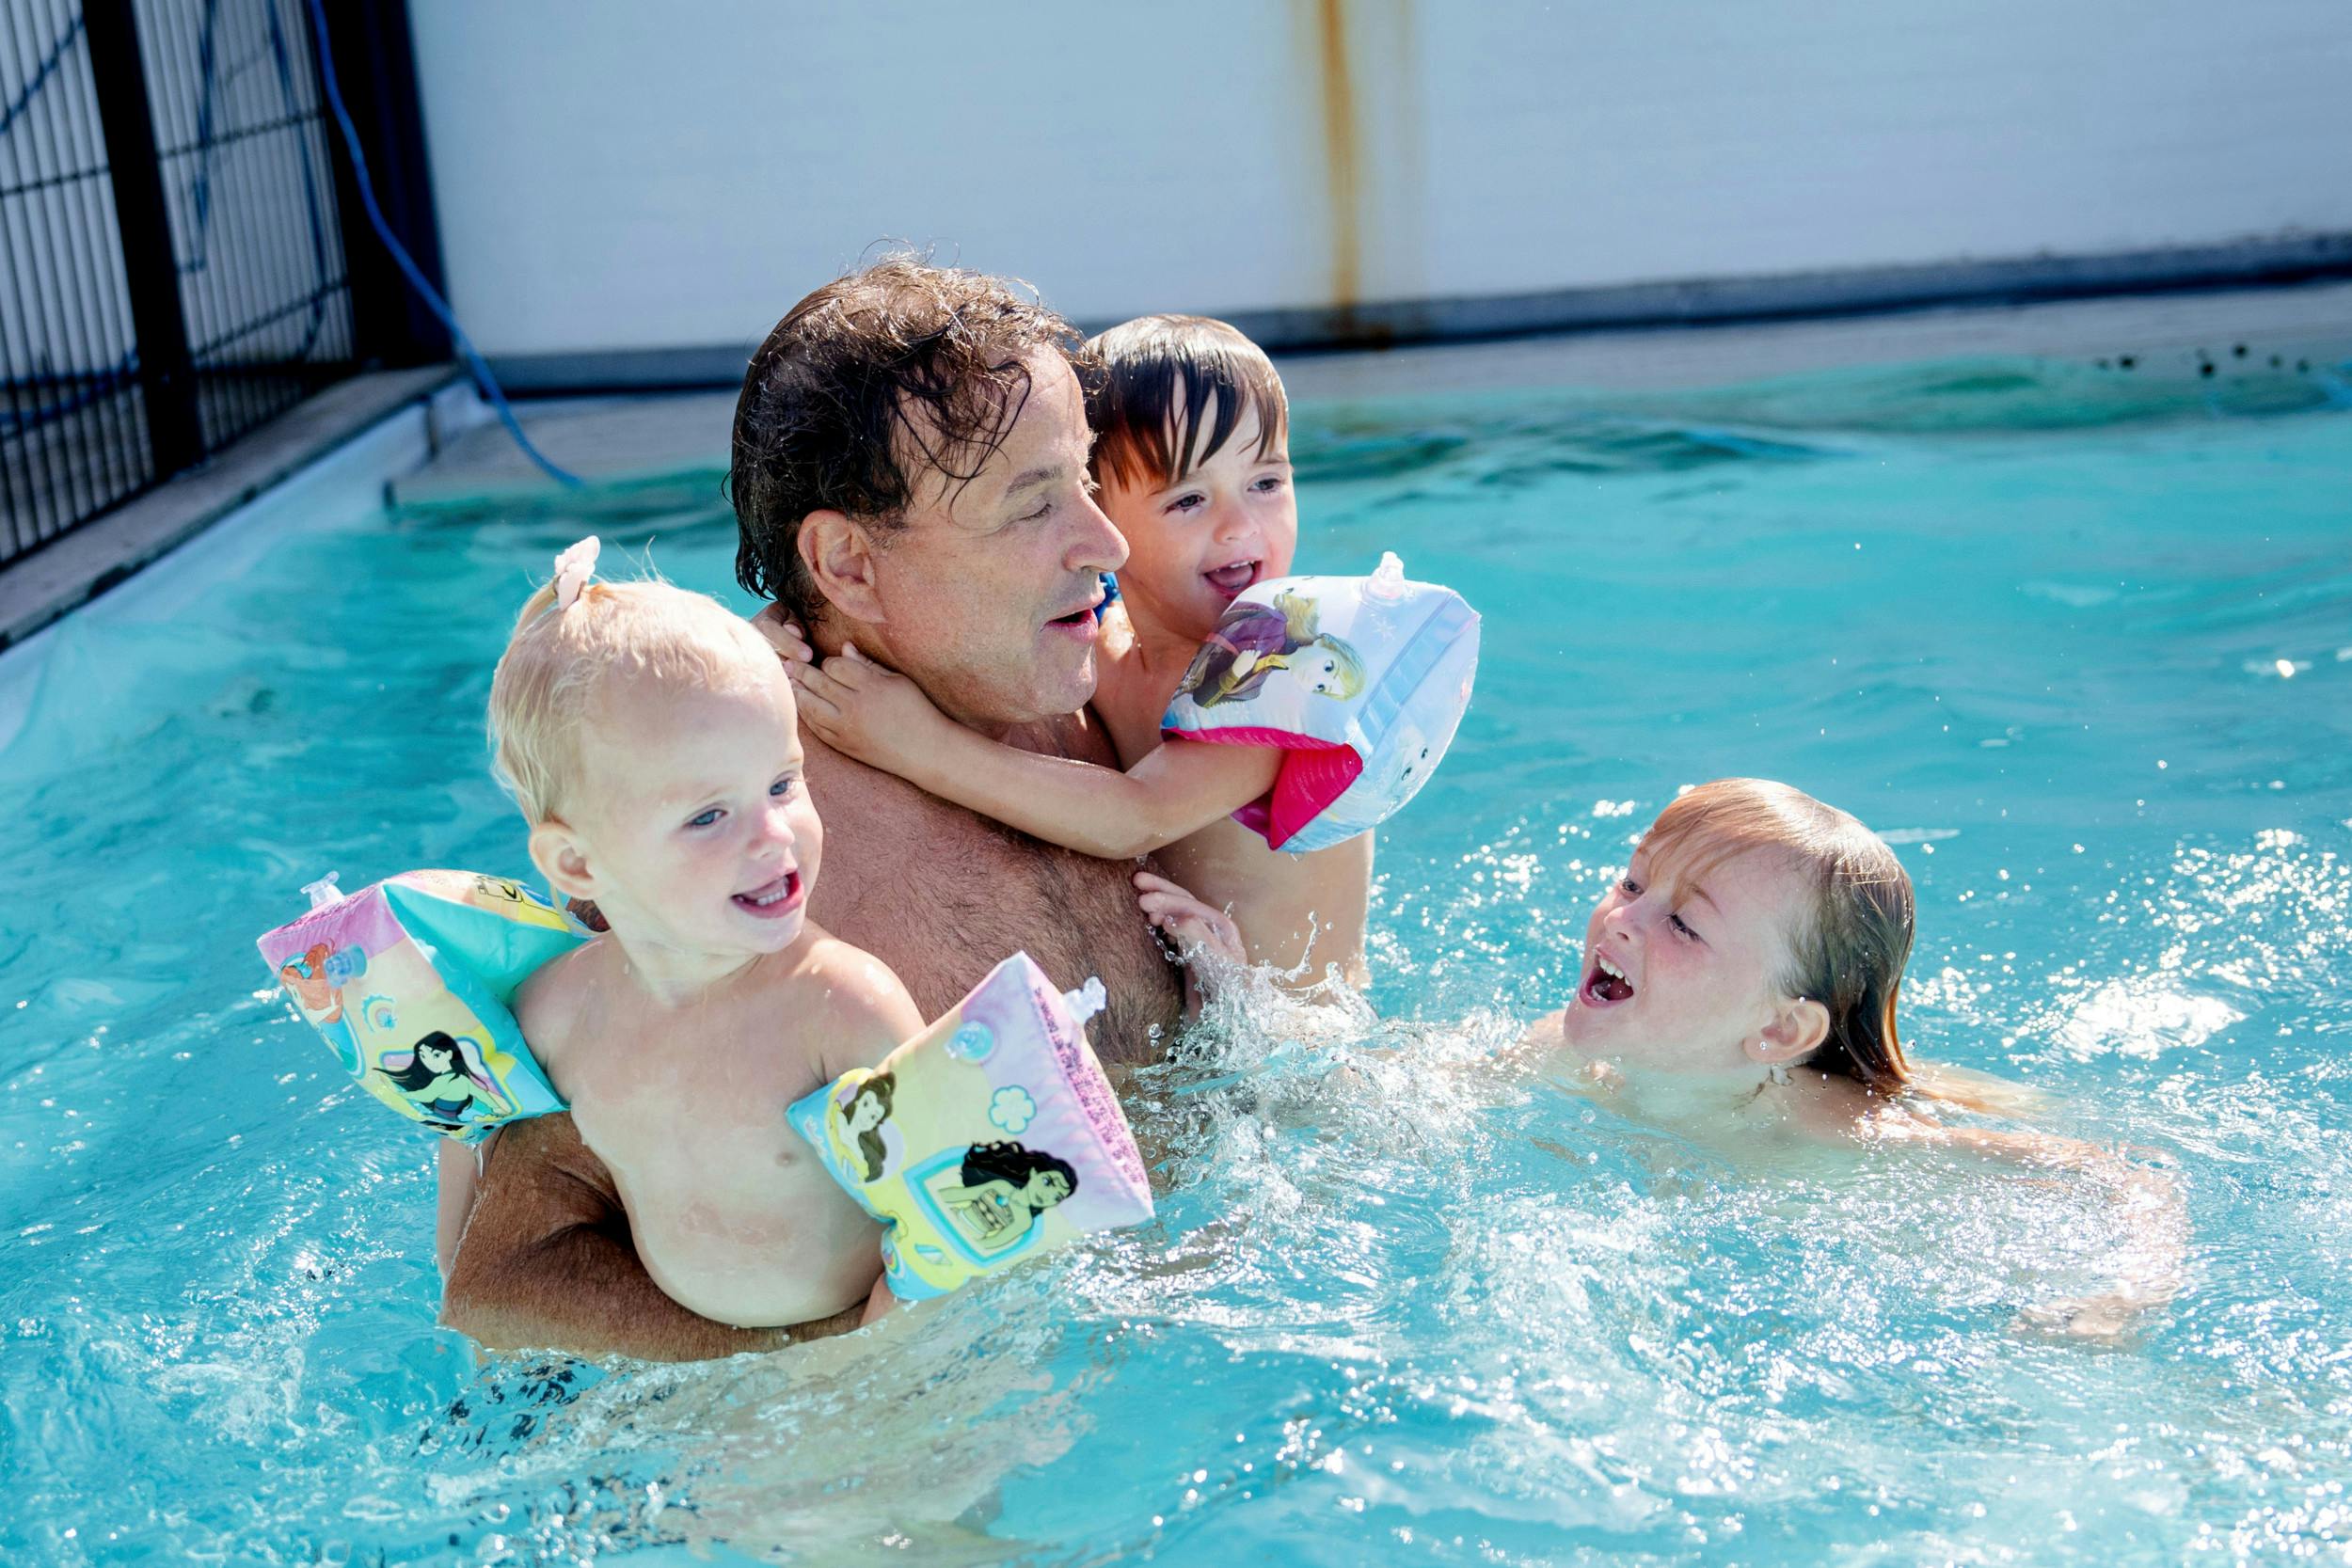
xmin=788 ymin=931 xmax=926 ymax=1066
xmin=511 ymin=938 xmax=614 ymax=1074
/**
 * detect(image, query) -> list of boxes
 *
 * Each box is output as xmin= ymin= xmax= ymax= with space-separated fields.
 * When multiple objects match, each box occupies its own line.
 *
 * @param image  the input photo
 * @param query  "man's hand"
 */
xmin=787 ymin=642 xmax=954 ymax=774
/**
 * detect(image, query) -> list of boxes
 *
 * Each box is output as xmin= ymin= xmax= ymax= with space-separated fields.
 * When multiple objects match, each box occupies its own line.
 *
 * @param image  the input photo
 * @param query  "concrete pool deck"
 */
xmin=389 ymin=277 xmax=2352 ymax=506
xmin=0 ymin=367 xmax=462 ymax=653
xmin=8 ymin=277 xmax=2351 ymax=648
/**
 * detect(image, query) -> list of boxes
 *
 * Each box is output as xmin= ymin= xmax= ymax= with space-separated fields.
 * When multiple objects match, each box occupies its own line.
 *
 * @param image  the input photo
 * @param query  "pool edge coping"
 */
xmin=477 ymin=233 xmax=2352 ymax=392
xmin=0 ymin=366 xmax=465 ymax=655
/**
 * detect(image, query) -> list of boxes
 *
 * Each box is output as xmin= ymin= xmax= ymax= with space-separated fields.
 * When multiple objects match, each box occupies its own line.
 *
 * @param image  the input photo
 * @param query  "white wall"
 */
xmin=405 ymin=0 xmax=2352 ymax=360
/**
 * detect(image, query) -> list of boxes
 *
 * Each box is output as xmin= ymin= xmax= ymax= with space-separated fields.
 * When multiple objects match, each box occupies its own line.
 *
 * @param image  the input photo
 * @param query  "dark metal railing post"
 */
xmin=4 ymin=0 xmax=396 ymax=574
xmin=81 ymin=0 xmax=202 ymax=477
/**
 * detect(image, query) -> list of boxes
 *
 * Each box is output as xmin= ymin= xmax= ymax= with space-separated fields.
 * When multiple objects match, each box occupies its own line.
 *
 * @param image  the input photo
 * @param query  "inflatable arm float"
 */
xmin=260 ymin=873 xmax=1152 ymax=1298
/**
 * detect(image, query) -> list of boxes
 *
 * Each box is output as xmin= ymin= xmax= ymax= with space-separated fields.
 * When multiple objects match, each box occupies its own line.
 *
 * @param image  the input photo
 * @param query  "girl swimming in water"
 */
xmin=1522 ymin=778 xmax=2186 ymax=1338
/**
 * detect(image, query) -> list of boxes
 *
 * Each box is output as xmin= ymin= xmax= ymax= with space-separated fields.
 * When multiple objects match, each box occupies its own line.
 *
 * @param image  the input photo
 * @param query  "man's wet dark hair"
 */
xmin=1086 ymin=314 xmax=1288 ymax=495
xmin=730 ymin=257 xmax=1091 ymax=628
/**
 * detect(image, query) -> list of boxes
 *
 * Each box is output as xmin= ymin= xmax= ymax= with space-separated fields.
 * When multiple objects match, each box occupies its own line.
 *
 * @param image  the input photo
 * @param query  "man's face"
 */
xmin=862 ymin=352 xmax=1128 ymax=733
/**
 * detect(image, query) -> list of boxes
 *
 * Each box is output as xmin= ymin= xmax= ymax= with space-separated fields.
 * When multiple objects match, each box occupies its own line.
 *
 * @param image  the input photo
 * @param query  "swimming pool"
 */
xmin=3 ymin=345 xmax=2348 ymax=1564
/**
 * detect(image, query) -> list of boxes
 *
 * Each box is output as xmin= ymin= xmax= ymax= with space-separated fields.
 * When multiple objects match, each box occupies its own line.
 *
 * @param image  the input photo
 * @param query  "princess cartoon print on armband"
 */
xmin=375 ymin=1030 xmax=514 ymax=1131
xmin=1176 ymin=588 xmax=1366 ymax=708
xmin=834 ymin=1071 xmax=900 ymax=1182
xmin=277 ymin=949 xmax=338 ymax=1020
xmin=930 ymin=1141 xmax=1080 ymax=1256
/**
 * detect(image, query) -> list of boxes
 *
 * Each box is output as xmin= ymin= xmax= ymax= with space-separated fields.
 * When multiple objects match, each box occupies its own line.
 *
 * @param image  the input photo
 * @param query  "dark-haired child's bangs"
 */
xmin=1089 ymin=321 xmax=1287 ymax=494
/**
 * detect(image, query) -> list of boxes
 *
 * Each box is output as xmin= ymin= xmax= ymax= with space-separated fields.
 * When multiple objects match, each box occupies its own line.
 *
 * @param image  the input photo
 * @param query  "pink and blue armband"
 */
xmin=1161 ymin=551 xmax=1479 ymax=852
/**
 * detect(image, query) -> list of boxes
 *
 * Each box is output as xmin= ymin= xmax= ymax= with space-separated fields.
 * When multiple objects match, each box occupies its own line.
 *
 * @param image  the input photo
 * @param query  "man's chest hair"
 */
xmin=839 ymin=790 xmax=1116 ymax=968
xmin=818 ymin=768 xmax=1181 ymax=1051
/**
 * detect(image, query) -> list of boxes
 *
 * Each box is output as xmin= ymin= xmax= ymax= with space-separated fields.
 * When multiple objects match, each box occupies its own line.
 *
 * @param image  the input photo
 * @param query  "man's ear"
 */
xmin=798 ymin=509 xmax=887 ymax=626
xmin=528 ymin=819 xmax=597 ymax=901
xmin=1746 ymin=997 xmax=1830 ymax=1067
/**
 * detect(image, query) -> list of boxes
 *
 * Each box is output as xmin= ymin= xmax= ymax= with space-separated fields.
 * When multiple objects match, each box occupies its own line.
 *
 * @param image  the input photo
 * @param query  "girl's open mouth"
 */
xmin=732 ymin=870 xmax=803 ymax=919
xmin=1203 ymin=561 xmax=1260 ymax=598
xmin=1581 ymin=954 xmax=1635 ymax=1007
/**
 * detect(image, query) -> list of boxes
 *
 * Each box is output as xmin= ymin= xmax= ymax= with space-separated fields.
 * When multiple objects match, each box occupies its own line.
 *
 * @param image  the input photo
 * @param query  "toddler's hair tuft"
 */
xmin=489 ymin=573 xmax=781 ymax=824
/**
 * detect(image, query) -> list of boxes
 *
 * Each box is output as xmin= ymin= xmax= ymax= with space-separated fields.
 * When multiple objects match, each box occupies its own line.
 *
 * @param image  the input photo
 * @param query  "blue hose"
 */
xmin=302 ymin=0 xmax=580 ymax=487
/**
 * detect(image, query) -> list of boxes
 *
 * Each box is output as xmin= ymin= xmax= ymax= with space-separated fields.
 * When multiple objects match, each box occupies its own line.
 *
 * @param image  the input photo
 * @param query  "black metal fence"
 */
xmin=0 ymin=0 xmax=439 ymax=570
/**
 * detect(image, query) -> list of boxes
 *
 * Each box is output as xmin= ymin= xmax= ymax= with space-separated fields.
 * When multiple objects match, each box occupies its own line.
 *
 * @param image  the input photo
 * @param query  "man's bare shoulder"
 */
xmin=799 ymin=729 xmax=972 ymax=922
xmin=802 ymin=724 xmax=934 ymax=835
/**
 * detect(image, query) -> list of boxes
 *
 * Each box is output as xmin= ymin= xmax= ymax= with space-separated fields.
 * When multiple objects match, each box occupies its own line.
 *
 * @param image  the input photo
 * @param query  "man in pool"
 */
xmin=437 ymin=260 xmax=1187 ymax=1360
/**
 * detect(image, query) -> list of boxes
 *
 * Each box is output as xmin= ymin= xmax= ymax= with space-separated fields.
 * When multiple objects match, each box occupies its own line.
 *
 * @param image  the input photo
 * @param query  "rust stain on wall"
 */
xmin=1300 ymin=1 xmax=1419 ymax=345
xmin=1312 ymin=0 xmax=1364 ymax=322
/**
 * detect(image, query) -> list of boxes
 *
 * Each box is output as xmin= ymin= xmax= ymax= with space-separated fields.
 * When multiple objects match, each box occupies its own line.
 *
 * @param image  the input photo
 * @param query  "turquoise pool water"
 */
xmin=3 ymin=350 xmax=2349 ymax=1565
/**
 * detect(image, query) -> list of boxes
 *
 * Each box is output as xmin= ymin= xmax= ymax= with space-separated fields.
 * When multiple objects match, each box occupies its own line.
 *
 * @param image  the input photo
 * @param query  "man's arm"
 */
xmin=435 ymin=1137 xmax=483 ymax=1281
xmin=440 ymin=1114 xmax=854 ymax=1361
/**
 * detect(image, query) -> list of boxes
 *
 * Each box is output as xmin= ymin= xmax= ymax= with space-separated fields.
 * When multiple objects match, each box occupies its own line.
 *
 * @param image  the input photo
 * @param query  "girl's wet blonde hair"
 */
xmin=488 ymin=562 xmax=782 ymax=825
xmin=1641 ymin=779 xmax=2037 ymax=1115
